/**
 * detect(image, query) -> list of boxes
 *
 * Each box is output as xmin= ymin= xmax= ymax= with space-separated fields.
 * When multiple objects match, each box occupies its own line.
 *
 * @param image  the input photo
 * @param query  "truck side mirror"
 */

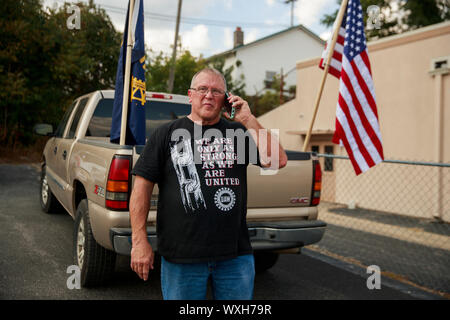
xmin=33 ymin=124 xmax=54 ymax=136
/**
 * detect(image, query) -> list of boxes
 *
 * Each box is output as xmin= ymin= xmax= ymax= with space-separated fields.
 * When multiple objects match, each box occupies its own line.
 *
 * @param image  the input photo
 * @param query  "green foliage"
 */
xmin=146 ymin=48 xmax=207 ymax=95
xmin=146 ymin=49 xmax=248 ymax=98
xmin=247 ymin=91 xmax=279 ymax=118
xmin=207 ymin=57 xmax=246 ymax=97
xmin=47 ymin=1 xmax=121 ymax=95
xmin=320 ymin=0 xmax=449 ymax=39
xmin=0 ymin=0 xmax=120 ymax=147
xmin=403 ymin=0 xmax=450 ymax=29
xmin=246 ymin=74 xmax=296 ymax=118
xmin=145 ymin=51 xmax=170 ymax=93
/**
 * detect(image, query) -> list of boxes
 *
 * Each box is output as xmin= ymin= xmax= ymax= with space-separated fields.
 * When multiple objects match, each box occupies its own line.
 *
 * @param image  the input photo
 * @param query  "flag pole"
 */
xmin=120 ymin=0 xmax=136 ymax=146
xmin=302 ymin=0 xmax=348 ymax=152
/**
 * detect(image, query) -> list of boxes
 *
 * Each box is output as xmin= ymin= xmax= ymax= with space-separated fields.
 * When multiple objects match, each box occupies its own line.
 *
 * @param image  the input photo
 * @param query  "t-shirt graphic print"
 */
xmin=169 ymin=136 xmax=207 ymax=213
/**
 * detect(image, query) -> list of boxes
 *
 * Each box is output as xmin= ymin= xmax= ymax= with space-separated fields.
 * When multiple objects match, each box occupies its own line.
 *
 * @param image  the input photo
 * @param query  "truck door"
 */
xmin=46 ymin=100 xmax=79 ymax=206
xmin=53 ymin=97 xmax=90 ymax=211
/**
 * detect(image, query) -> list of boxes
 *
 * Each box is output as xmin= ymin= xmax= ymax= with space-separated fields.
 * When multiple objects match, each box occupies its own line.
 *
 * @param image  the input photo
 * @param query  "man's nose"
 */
xmin=204 ymin=89 xmax=214 ymax=98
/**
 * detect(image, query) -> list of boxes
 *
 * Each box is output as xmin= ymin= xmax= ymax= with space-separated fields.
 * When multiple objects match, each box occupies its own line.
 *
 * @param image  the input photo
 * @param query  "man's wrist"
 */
xmin=131 ymin=229 xmax=149 ymax=246
xmin=240 ymin=114 xmax=256 ymax=128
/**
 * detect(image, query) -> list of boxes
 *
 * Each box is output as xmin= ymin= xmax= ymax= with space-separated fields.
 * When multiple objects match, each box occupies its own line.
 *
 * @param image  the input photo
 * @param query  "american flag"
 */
xmin=319 ymin=20 xmax=345 ymax=78
xmin=320 ymin=0 xmax=384 ymax=175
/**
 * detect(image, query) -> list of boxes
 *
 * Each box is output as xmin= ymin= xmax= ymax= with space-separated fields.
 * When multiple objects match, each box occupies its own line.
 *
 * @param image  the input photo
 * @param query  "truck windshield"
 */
xmin=87 ymin=98 xmax=191 ymax=141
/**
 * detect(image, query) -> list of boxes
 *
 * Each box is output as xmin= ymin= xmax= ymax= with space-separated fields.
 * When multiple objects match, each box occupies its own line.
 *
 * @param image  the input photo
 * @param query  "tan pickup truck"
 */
xmin=35 ymin=89 xmax=326 ymax=287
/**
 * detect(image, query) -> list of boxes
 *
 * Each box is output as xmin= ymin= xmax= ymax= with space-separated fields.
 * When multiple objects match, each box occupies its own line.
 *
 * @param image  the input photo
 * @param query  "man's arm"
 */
xmin=225 ymin=94 xmax=288 ymax=169
xmin=241 ymin=115 xmax=288 ymax=169
xmin=129 ymin=175 xmax=155 ymax=281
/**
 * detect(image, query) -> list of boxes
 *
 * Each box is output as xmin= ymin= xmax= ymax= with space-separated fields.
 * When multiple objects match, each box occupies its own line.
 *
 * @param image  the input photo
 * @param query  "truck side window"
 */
xmin=145 ymin=101 xmax=190 ymax=139
xmin=54 ymin=101 xmax=77 ymax=138
xmin=87 ymin=98 xmax=191 ymax=139
xmin=87 ymin=99 xmax=114 ymax=137
xmin=67 ymin=98 xmax=89 ymax=139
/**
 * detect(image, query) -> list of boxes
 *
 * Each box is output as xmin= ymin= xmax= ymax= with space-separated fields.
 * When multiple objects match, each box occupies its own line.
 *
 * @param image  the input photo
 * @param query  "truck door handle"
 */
xmin=54 ymin=146 xmax=57 ymax=155
xmin=62 ymin=150 xmax=67 ymax=160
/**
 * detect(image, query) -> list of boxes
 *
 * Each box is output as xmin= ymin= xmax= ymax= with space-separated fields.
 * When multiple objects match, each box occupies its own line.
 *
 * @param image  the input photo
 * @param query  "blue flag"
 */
xmin=110 ymin=0 xmax=146 ymax=145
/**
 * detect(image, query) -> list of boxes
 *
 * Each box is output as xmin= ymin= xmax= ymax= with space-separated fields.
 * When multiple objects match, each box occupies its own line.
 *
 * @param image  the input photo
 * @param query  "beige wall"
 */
xmin=258 ymin=21 xmax=450 ymax=221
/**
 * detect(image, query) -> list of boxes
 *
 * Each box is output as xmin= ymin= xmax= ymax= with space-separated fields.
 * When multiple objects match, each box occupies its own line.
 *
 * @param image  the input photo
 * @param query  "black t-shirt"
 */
xmin=131 ymin=116 xmax=262 ymax=263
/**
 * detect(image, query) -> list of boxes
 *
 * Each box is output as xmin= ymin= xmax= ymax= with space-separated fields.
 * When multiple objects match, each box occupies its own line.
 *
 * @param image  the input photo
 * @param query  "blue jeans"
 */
xmin=161 ymin=254 xmax=255 ymax=300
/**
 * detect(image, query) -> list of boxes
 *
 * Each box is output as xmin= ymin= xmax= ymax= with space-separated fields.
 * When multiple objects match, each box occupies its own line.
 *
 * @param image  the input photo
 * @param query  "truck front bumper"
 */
xmin=110 ymin=220 xmax=326 ymax=255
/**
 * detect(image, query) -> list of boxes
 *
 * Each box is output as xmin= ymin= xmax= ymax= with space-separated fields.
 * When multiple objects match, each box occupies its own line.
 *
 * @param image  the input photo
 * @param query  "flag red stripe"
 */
xmin=319 ymin=58 xmax=324 ymax=68
xmin=340 ymin=70 xmax=381 ymax=165
xmin=337 ymin=92 xmax=375 ymax=168
xmin=319 ymin=60 xmax=342 ymax=79
xmin=359 ymin=50 xmax=372 ymax=76
xmin=349 ymin=59 xmax=378 ymax=118
xmin=355 ymin=53 xmax=380 ymax=120
xmin=329 ymin=67 xmax=341 ymax=78
xmin=334 ymin=120 xmax=362 ymax=175
xmin=333 ymin=51 xmax=342 ymax=61
xmin=346 ymin=61 xmax=384 ymax=158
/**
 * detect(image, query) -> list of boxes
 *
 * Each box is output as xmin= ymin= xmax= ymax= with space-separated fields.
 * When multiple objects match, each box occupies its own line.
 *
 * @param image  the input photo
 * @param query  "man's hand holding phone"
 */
xmin=222 ymin=92 xmax=253 ymax=124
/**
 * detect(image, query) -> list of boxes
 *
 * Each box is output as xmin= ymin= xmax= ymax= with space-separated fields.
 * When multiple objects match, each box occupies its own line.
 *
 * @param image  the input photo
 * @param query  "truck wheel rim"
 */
xmin=77 ymin=219 xmax=85 ymax=268
xmin=41 ymin=175 xmax=49 ymax=205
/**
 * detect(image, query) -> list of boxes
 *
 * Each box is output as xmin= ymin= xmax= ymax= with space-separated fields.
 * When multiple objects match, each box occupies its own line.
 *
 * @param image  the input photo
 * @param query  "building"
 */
xmin=208 ymin=25 xmax=325 ymax=96
xmin=258 ymin=21 xmax=450 ymax=221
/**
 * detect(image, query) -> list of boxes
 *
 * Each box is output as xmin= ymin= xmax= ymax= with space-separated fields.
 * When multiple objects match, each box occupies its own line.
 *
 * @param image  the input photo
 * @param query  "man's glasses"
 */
xmin=190 ymin=86 xmax=225 ymax=97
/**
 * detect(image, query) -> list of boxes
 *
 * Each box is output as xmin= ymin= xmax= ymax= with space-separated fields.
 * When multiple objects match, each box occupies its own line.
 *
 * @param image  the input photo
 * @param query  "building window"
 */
xmin=264 ymin=71 xmax=276 ymax=89
xmin=324 ymin=145 xmax=334 ymax=172
xmin=311 ymin=145 xmax=319 ymax=154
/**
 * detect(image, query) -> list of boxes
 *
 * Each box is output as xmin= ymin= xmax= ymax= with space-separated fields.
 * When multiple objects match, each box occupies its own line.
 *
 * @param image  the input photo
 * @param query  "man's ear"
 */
xmin=188 ymin=89 xmax=193 ymax=103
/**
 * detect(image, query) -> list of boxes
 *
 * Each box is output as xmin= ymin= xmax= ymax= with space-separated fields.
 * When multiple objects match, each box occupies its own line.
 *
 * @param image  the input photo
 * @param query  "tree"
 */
xmin=246 ymin=74 xmax=296 ymax=118
xmin=207 ymin=57 xmax=246 ymax=97
xmin=247 ymin=91 xmax=280 ymax=118
xmin=146 ymin=47 xmax=207 ymax=95
xmin=0 ymin=0 xmax=51 ymax=146
xmin=146 ymin=49 xmax=247 ymax=97
xmin=0 ymin=0 xmax=121 ymax=147
xmin=321 ymin=0 xmax=449 ymax=39
xmin=403 ymin=0 xmax=450 ymax=29
xmin=46 ymin=1 xmax=121 ymax=102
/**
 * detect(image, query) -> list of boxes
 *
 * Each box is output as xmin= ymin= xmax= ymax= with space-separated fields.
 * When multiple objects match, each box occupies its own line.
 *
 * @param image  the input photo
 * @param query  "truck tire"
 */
xmin=40 ymin=164 xmax=63 ymax=214
xmin=73 ymin=199 xmax=116 ymax=287
xmin=254 ymin=252 xmax=279 ymax=273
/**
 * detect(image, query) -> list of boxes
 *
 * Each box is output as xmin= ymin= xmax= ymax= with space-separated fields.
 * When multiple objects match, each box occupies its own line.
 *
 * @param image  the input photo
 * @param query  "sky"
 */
xmin=43 ymin=0 xmax=339 ymax=58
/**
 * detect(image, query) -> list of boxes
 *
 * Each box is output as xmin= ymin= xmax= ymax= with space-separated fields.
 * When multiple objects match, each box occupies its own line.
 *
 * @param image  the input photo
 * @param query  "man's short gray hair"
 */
xmin=190 ymin=67 xmax=227 ymax=91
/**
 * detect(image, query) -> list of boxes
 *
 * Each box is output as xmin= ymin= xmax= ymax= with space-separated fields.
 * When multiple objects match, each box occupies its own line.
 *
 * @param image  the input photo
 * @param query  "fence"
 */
xmin=312 ymin=154 xmax=450 ymax=298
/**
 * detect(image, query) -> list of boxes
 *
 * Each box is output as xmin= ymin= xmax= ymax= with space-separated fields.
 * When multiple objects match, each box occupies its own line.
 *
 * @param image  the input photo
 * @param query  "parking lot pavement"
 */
xmin=314 ymin=202 xmax=450 ymax=299
xmin=0 ymin=163 xmax=445 ymax=300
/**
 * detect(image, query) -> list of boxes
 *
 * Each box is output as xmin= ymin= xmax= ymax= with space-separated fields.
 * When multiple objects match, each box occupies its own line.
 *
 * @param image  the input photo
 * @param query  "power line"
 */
xmin=50 ymin=0 xmax=289 ymax=29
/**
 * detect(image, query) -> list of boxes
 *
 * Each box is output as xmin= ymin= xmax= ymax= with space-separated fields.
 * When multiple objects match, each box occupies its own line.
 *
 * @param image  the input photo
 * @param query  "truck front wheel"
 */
xmin=73 ymin=199 xmax=116 ymax=287
xmin=40 ymin=164 xmax=62 ymax=214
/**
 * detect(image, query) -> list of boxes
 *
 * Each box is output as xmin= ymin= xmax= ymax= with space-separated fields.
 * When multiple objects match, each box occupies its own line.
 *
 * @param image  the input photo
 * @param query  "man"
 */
xmin=130 ymin=68 xmax=288 ymax=300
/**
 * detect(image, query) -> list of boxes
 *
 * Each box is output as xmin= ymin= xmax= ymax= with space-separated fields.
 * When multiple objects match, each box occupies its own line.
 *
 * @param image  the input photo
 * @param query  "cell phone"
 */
xmin=223 ymin=92 xmax=235 ymax=120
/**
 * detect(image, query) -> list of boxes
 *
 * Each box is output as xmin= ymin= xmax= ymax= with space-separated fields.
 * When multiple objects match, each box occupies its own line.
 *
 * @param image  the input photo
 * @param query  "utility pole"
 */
xmin=279 ymin=66 xmax=296 ymax=105
xmin=284 ymin=0 xmax=297 ymax=27
xmin=279 ymin=68 xmax=284 ymax=105
xmin=168 ymin=0 xmax=182 ymax=93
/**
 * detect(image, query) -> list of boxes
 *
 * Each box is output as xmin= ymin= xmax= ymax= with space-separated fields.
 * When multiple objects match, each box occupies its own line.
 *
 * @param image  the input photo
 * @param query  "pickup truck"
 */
xmin=35 ymin=89 xmax=326 ymax=287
